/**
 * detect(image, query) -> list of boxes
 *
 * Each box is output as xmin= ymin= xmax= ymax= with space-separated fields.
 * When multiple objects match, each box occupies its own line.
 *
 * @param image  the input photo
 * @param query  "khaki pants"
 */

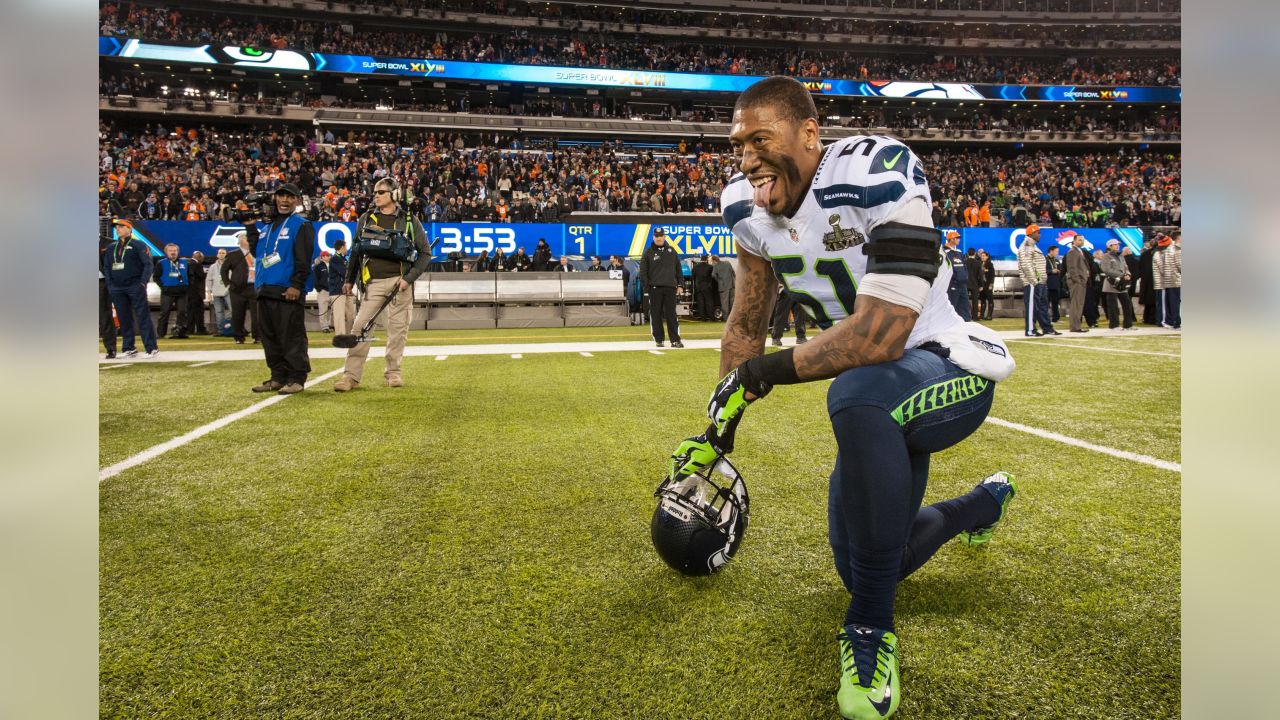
xmin=1067 ymin=279 xmax=1087 ymax=331
xmin=316 ymin=290 xmax=331 ymax=330
xmin=331 ymin=294 xmax=356 ymax=335
xmin=342 ymin=276 xmax=413 ymax=382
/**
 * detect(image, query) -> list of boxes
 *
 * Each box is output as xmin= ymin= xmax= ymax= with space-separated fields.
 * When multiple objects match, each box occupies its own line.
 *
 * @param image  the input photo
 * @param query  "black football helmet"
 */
xmin=650 ymin=456 xmax=750 ymax=576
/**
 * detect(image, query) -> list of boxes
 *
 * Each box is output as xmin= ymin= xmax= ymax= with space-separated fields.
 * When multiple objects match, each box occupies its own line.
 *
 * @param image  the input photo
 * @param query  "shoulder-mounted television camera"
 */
xmin=231 ymin=192 xmax=274 ymax=223
xmin=356 ymin=222 xmax=419 ymax=263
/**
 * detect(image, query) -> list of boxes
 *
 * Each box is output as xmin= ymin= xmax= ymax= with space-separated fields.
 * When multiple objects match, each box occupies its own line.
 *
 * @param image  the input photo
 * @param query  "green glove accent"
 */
xmin=668 ymin=428 xmax=724 ymax=482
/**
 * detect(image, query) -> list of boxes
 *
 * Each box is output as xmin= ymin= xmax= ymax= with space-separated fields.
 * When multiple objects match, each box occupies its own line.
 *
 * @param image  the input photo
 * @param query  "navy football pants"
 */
xmin=827 ymin=347 xmax=1000 ymax=631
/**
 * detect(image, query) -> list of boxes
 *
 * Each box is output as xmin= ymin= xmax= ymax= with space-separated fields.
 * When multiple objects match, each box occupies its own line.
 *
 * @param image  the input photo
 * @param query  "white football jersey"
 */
xmin=722 ymin=134 xmax=962 ymax=348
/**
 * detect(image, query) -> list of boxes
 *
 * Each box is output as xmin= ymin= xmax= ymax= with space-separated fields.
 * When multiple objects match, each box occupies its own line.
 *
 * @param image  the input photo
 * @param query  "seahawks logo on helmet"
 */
xmin=651 ymin=457 xmax=750 ymax=576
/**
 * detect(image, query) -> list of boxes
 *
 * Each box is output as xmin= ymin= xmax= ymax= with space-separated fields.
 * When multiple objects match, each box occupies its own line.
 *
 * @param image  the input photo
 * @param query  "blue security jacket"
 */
xmin=156 ymin=257 xmax=190 ymax=295
xmin=245 ymin=212 xmax=315 ymax=302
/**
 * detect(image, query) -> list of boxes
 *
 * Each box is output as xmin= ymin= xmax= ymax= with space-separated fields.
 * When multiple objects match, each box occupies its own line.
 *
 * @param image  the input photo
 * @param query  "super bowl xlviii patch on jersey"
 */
xmin=788 ymin=228 xmax=801 ymax=244
xmin=823 ymin=214 xmax=865 ymax=252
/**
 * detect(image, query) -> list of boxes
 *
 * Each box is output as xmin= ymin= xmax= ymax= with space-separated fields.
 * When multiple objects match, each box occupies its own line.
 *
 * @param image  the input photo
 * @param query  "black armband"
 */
xmin=741 ymin=347 xmax=800 ymax=395
xmin=863 ymin=222 xmax=944 ymax=283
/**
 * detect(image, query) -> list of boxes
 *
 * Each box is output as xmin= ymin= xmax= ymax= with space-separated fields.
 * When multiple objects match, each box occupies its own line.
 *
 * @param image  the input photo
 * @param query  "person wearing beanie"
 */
xmin=1099 ymin=239 xmax=1136 ymax=330
xmin=1153 ymin=231 xmax=1181 ymax=329
xmin=1016 ymin=225 xmax=1059 ymax=336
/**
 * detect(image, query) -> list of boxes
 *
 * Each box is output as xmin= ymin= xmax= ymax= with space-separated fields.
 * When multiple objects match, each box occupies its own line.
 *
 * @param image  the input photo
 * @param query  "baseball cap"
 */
xmin=1026 ymin=223 xmax=1040 ymax=234
xmin=320 ymin=251 xmax=331 ymax=258
xmin=945 ymin=230 xmax=960 ymax=239
xmin=653 ymin=228 xmax=666 ymax=237
xmin=275 ymin=183 xmax=302 ymax=197
xmin=1106 ymin=239 xmax=1120 ymax=248
xmin=113 ymin=218 xmax=133 ymax=231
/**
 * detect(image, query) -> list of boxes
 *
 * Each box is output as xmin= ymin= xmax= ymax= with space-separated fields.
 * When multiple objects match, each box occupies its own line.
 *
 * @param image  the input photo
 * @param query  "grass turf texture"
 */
xmin=100 ymin=335 xmax=1179 ymax=719
xmin=98 ymin=360 xmax=345 ymax=468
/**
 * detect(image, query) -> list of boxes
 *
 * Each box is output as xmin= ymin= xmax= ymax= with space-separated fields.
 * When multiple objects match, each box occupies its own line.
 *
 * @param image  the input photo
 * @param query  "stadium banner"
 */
xmin=948 ymin=226 xmax=1146 ymax=262
xmin=116 ymin=220 xmax=1142 ymax=262
xmin=113 ymin=220 xmax=738 ymax=260
xmin=99 ymin=37 xmax=1181 ymax=104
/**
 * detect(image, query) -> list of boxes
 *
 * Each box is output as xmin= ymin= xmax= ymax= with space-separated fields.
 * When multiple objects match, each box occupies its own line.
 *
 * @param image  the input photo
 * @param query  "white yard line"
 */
xmin=187 ymin=361 xmax=217 ymax=368
xmin=579 ymin=351 xmax=594 ymax=357
xmin=99 ymin=367 xmax=345 ymax=482
xmin=435 ymin=355 xmax=448 ymax=361
xmin=104 ymin=339 xmax=724 ymax=363
xmin=1007 ymin=339 xmax=1179 ymax=358
xmin=99 ymin=363 xmax=133 ymax=370
xmin=985 ymin=416 xmax=1180 ymax=472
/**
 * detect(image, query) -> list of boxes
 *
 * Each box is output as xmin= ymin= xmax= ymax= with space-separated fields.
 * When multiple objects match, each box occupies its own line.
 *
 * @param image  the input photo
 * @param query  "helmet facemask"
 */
xmin=651 ymin=457 xmax=750 ymax=575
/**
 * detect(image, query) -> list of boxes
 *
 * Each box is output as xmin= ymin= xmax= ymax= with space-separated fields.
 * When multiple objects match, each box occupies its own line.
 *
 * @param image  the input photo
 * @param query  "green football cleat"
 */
xmin=836 ymin=624 xmax=900 ymax=719
xmin=960 ymin=471 xmax=1017 ymax=546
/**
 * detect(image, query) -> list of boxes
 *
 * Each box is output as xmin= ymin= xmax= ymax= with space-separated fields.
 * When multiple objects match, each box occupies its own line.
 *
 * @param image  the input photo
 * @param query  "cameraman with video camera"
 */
xmin=333 ymin=177 xmax=430 ymax=392
xmin=242 ymin=183 xmax=315 ymax=395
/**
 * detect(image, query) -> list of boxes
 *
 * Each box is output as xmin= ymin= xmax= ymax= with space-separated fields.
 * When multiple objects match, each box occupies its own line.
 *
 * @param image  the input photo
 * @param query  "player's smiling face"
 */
xmin=729 ymin=105 xmax=820 ymax=218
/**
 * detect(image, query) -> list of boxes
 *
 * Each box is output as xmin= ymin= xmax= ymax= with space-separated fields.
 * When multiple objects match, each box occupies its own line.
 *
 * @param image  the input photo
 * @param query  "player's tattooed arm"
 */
xmin=719 ymin=249 xmax=776 ymax=376
xmin=791 ymin=294 xmax=918 ymax=381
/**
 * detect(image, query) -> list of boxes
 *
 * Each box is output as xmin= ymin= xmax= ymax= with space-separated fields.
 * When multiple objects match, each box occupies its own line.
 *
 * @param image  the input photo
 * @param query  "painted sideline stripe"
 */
xmin=100 ymin=363 xmax=133 ymax=370
xmin=985 ymin=416 xmax=1180 ymax=472
xmin=1007 ymin=339 xmax=1179 ymax=358
xmin=99 ymin=367 xmax=345 ymax=482
xmin=188 ymin=361 xmax=217 ymax=368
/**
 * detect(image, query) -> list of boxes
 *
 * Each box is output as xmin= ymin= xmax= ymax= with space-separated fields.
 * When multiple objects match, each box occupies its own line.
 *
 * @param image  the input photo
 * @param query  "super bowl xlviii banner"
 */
xmin=100 ymin=37 xmax=1181 ymax=104
xmin=113 ymin=221 xmax=738 ymax=260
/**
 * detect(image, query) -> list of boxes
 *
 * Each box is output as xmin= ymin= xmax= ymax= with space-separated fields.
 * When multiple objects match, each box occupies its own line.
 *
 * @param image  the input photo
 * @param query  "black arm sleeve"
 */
xmin=289 ymin=222 xmax=315 ymax=291
xmin=863 ymin=222 xmax=944 ymax=283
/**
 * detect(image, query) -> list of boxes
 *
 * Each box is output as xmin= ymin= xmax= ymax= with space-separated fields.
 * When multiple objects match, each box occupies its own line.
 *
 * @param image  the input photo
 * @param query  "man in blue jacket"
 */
xmin=102 ymin=219 xmax=159 ymax=358
xmin=243 ymin=183 xmax=315 ymax=394
xmin=328 ymin=239 xmax=352 ymax=335
xmin=313 ymin=252 xmax=332 ymax=332
xmin=153 ymin=243 xmax=191 ymax=339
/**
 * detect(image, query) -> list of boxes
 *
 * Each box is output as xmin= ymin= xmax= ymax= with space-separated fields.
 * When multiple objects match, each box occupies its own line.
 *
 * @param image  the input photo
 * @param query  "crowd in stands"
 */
xmin=100 ymin=2 xmax=1180 ymax=86
xmin=98 ymin=120 xmax=1181 ymax=228
xmin=925 ymin=148 xmax=1180 ymax=227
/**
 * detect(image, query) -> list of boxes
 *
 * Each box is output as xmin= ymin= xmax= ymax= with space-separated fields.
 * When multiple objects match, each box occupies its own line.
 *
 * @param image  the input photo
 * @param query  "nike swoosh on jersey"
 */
xmin=882 ymin=150 xmax=904 ymax=169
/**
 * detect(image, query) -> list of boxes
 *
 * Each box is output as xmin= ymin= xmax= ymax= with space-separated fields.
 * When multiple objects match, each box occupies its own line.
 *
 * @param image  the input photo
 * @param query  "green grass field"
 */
xmin=98 ymin=317 xmax=1036 ymax=353
xmin=99 ymin=329 xmax=1180 ymax=719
